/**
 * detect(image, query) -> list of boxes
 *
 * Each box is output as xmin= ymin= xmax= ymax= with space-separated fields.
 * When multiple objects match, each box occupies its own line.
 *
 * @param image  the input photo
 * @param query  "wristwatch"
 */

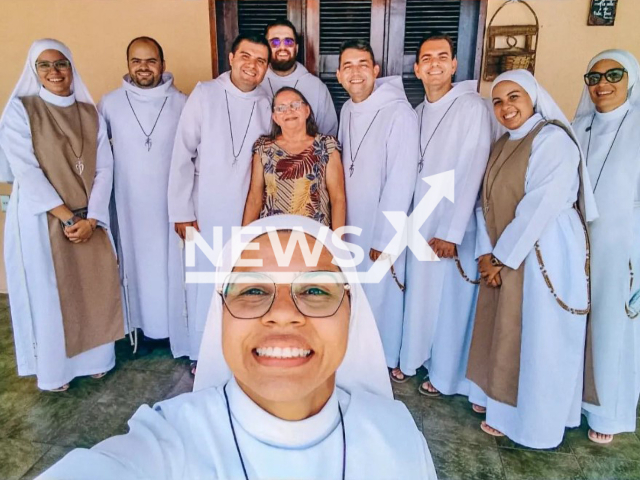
xmin=62 ymin=215 xmax=82 ymax=227
xmin=490 ymin=254 xmax=504 ymax=267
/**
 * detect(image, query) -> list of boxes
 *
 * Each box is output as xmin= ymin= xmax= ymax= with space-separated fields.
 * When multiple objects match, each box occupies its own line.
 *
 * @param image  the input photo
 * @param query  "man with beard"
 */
xmin=98 ymin=37 xmax=188 ymax=358
xmin=337 ymin=39 xmax=419 ymax=368
xmin=261 ymin=19 xmax=338 ymax=135
xmin=168 ymin=34 xmax=272 ymax=372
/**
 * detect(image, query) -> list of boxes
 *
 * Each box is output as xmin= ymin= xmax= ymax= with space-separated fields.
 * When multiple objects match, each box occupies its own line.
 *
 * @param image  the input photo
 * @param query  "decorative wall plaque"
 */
xmin=588 ymin=0 xmax=618 ymax=26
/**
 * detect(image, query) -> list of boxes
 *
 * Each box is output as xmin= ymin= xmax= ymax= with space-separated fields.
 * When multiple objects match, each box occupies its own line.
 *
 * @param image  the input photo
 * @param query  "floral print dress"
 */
xmin=253 ymin=134 xmax=340 ymax=227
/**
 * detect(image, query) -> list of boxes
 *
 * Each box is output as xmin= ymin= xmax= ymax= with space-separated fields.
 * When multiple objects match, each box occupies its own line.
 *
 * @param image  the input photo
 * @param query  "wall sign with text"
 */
xmin=588 ymin=0 xmax=618 ymax=26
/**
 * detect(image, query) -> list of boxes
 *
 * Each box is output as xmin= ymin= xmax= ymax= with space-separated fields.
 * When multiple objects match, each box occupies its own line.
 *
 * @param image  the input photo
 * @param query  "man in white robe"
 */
xmin=336 ymin=40 xmax=419 ymax=368
xmin=395 ymin=34 xmax=491 ymax=399
xmin=168 ymin=34 xmax=272 ymax=362
xmin=261 ymin=19 xmax=338 ymax=136
xmin=41 ymin=217 xmax=437 ymax=479
xmin=99 ymin=37 xmax=188 ymax=357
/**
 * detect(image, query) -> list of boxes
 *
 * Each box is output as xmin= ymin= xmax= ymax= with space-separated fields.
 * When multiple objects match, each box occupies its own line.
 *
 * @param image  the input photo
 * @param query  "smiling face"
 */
xmin=128 ymin=39 xmax=165 ymax=88
xmin=229 ymin=40 xmax=269 ymax=92
xmin=266 ymin=25 xmax=298 ymax=73
xmin=588 ymin=59 xmax=629 ymax=113
xmin=336 ymin=48 xmax=380 ymax=103
xmin=35 ymin=49 xmax=73 ymax=97
xmin=492 ymin=80 xmax=535 ymax=130
xmin=272 ymin=90 xmax=310 ymax=134
xmin=414 ymin=39 xmax=457 ymax=94
xmin=222 ymin=232 xmax=350 ymax=406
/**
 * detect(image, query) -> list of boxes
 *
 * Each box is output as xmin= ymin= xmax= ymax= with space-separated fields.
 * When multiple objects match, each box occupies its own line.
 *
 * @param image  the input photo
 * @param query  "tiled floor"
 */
xmin=1 ymin=294 xmax=639 ymax=479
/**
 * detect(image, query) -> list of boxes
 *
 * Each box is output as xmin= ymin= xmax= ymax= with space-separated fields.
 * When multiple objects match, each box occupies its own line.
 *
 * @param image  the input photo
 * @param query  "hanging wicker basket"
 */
xmin=483 ymin=0 xmax=539 ymax=81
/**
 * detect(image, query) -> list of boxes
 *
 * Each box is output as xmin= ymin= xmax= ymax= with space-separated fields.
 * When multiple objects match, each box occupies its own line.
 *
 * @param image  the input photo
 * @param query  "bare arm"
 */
xmin=242 ymin=152 xmax=266 ymax=226
xmin=326 ymin=149 xmax=346 ymax=231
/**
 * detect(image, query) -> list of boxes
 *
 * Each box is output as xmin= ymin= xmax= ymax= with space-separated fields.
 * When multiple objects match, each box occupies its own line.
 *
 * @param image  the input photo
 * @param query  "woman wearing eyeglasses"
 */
xmin=0 ymin=39 xmax=123 ymax=391
xmin=573 ymin=50 xmax=640 ymax=444
xmin=242 ymin=87 xmax=346 ymax=230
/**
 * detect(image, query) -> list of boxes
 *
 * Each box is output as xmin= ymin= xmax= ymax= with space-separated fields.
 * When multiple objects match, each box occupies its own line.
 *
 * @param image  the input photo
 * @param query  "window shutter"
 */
xmin=237 ymin=0 xmax=288 ymax=37
xmin=402 ymin=0 xmax=462 ymax=108
xmin=318 ymin=0 xmax=373 ymax=114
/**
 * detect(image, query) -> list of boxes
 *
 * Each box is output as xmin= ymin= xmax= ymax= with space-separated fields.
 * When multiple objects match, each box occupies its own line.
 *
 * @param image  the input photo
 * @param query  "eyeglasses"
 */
xmin=219 ymin=271 xmax=351 ymax=319
xmin=273 ymin=101 xmax=306 ymax=114
xmin=584 ymin=68 xmax=627 ymax=86
xmin=35 ymin=60 xmax=72 ymax=72
xmin=269 ymin=37 xmax=296 ymax=48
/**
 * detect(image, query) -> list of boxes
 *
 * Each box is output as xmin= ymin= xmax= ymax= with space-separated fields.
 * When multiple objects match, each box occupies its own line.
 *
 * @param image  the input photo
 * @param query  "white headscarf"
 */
xmin=491 ymin=69 xmax=598 ymax=221
xmin=194 ymin=215 xmax=394 ymax=399
xmin=574 ymin=49 xmax=640 ymax=120
xmin=0 ymin=38 xmax=94 ymax=183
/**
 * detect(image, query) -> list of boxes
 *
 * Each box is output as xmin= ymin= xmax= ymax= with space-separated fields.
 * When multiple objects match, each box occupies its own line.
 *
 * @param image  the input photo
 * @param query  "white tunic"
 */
xmin=474 ymin=114 xmax=590 ymax=449
xmin=99 ymin=74 xmax=188 ymax=355
xmin=261 ymin=63 xmax=338 ymax=136
xmin=400 ymin=82 xmax=491 ymax=387
xmin=338 ymin=77 xmax=419 ymax=367
xmin=41 ymin=378 xmax=437 ymax=480
xmin=0 ymin=87 xmax=115 ymax=390
xmin=574 ymin=102 xmax=640 ymax=435
xmin=168 ymin=72 xmax=271 ymax=359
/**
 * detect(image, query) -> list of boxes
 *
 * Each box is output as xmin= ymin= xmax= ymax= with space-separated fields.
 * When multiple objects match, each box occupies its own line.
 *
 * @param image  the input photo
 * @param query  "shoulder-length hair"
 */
xmin=270 ymin=87 xmax=319 ymax=139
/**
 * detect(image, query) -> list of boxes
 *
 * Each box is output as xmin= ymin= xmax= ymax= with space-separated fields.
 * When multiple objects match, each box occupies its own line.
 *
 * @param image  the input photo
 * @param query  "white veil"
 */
xmin=574 ymin=49 xmax=640 ymax=120
xmin=0 ymin=38 xmax=95 ymax=183
xmin=492 ymin=69 xmax=598 ymax=222
xmin=194 ymin=215 xmax=394 ymax=399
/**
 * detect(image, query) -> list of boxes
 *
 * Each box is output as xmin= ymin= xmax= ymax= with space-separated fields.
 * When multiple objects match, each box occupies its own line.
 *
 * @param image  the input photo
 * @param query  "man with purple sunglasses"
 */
xmin=261 ymin=18 xmax=338 ymax=136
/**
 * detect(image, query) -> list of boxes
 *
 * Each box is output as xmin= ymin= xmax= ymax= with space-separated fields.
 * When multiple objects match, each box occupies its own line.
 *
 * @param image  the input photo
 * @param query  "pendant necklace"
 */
xmin=418 ymin=98 xmax=459 ymax=172
xmin=585 ymin=110 xmax=629 ymax=192
xmin=225 ymin=90 xmax=256 ymax=166
xmin=268 ymin=78 xmax=299 ymax=96
xmin=348 ymin=109 xmax=381 ymax=177
xmin=125 ymin=91 xmax=168 ymax=152
xmin=43 ymin=101 xmax=85 ymax=176
xmin=224 ymin=384 xmax=346 ymax=480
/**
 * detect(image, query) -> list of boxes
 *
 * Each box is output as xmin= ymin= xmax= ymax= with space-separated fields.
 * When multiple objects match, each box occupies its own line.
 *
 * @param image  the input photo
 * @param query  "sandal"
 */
xmin=418 ymin=379 xmax=441 ymax=397
xmin=389 ymin=368 xmax=410 ymax=384
xmin=472 ymin=404 xmax=487 ymax=414
xmin=190 ymin=361 xmax=197 ymax=376
xmin=480 ymin=420 xmax=504 ymax=437
xmin=588 ymin=429 xmax=614 ymax=444
xmin=48 ymin=383 xmax=70 ymax=392
xmin=91 ymin=372 xmax=107 ymax=380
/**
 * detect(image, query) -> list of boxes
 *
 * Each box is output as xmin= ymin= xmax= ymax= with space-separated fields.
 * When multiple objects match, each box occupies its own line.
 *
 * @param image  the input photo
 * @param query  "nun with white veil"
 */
xmin=466 ymin=70 xmax=599 ymax=449
xmin=43 ymin=215 xmax=437 ymax=480
xmin=573 ymin=49 xmax=640 ymax=444
xmin=0 ymin=39 xmax=122 ymax=392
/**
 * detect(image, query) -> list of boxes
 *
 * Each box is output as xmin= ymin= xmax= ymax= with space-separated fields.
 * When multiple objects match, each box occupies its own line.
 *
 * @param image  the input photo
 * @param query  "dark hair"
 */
xmin=264 ymin=18 xmax=299 ymax=43
xmin=127 ymin=36 xmax=164 ymax=63
xmin=231 ymin=33 xmax=272 ymax=64
xmin=339 ymin=39 xmax=375 ymax=66
xmin=415 ymin=31 xmax=455 ymax=64
xmin=270 ymin=87 xmax=318 ymax=139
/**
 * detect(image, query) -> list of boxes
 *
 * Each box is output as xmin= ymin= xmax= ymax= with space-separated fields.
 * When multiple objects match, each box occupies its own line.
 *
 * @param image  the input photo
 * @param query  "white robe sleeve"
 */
xmin=434 ymin=102 xmax=492 ymax=245
xmin=39 ymin=405 xmax=187 ymax=480
xmin=475 ymin=198 xmax=493 ymax=259
xmin=87 ymin=114 xmax=114 ymax=226
xmin=371 ymin=107 xmax=420 ymax=252
xmin=492 ymin=127 xmax=580 ymax=269
xmin=168 ymin=83 xmax=204 ymax=223
xmin=316 ymin=85 xmax=339 ymax=136
xmin=0 ymin=98 xmax=63 ymax=215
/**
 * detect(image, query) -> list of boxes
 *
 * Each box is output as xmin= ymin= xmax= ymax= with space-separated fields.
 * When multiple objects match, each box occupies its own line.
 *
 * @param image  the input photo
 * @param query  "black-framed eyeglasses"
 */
xmin=273 ymin=101 xmax=306 ymax=114
xmin=218 ymin=270 xmax=351 ymax=319
xmin=584 ymin=68 xmax=627 ymax=87
xmin=269 ymin=37 xmax=295 ymax=48
xmin=35 ymin=60 xmax=72 ymax=72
